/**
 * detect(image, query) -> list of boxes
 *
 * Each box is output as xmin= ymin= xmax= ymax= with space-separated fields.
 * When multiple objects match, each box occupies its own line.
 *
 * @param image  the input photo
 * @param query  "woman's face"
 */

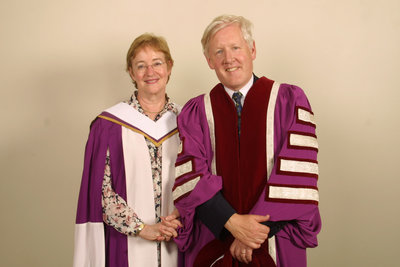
xmin=128 ymin=46 xmax=171 ymax=96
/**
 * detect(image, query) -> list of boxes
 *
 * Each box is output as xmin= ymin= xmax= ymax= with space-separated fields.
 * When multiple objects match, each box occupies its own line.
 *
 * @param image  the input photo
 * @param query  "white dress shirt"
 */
xmin=223 ymin=76 xmax=254 ymax=107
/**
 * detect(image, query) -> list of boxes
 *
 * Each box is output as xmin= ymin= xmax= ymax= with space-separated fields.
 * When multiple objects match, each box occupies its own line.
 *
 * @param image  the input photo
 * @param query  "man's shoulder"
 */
xmin=278 ymin=83 xmax=308 ymax=100
xmin=185 ymin=93 xmax=206 ymax=106
xmin=180 ymin=94 xmax=208 ymax=118
xmin=209 ymin=82 xmax=225 ymax=95
xmin=254 ymin=76 xmax=309 ymax=100
xmin=252 ymin=76 xmax=275 ymax=92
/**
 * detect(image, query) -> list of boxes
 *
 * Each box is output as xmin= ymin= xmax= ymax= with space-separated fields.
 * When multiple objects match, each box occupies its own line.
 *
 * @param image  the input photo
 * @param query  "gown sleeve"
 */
xmin=172 ymin=95 xmax=223 ymax=251
xmin=73 ymin=118 xmax=108 ymax=267
xmin=251 ymin=84 xmax=321 ymax=249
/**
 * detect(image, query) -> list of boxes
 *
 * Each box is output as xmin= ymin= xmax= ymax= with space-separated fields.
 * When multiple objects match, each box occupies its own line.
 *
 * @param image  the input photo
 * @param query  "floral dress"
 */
xmin=102 ymin=91 xmax=178 ymax=266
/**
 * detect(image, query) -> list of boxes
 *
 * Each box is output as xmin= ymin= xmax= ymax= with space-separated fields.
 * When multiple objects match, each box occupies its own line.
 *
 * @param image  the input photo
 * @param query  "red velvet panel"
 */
xmin=211 ymin=77 xmax=274 ymax=214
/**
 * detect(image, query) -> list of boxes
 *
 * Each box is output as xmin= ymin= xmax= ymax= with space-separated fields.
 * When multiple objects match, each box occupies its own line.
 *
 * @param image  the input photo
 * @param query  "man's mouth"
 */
xmin=226 ymin=67 xmax=239 ymax=72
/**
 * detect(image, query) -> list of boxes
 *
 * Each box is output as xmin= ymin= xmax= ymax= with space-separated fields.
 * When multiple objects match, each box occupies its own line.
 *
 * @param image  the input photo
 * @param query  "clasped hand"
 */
xmin=225 ymin=213 xmax=271 ymax=263
xmin=139 ymin=208 xmax=182 ymax=242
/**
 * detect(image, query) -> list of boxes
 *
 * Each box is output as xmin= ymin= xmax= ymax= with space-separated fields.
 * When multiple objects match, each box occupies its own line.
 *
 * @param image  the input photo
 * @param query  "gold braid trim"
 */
xmin=98 ymin=115 xmax=178 ymax=147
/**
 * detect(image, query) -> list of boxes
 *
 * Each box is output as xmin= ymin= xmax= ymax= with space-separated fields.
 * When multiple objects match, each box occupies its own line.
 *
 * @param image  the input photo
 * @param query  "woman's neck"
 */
xmin=137 ymin=91 xmax=166 ymax=120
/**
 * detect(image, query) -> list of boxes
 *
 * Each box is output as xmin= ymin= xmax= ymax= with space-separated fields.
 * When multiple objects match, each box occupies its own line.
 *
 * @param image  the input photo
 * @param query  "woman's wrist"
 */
xmin=135 ymin=223 xmax=145 ymax=236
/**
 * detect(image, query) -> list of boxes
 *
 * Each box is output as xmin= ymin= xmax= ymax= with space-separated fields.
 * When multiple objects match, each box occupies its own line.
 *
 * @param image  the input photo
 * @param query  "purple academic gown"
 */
xmin=172 ymin=77 xmax=321 ymax=267
xmin=74 ymin=103 xmax=179 ymax=267
xmin=74 ymin=115 xmax=129 ymax=267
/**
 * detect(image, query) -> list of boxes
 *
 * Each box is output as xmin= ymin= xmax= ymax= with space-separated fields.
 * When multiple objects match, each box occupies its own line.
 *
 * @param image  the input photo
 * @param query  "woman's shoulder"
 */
xmin=89 ymin=102 xmax=126 ymax=131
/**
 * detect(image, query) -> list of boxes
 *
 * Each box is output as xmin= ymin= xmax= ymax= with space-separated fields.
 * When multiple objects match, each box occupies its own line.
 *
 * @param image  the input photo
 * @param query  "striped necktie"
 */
xmin=232 ymin=92 xmax=243 ymax=136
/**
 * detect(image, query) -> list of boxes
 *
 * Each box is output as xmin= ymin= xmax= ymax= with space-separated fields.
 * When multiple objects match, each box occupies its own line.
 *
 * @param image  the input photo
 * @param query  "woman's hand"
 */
xmin=165 ymin=208 xmax=180 ymax=219
xmin=138 ymin=223 xmax=165 ymax=241
xmin=161 ymin=208 xmax=182 ymax=229
xmin=139 ymin=209 xmax=182 ymax=242
xmin=158 ymin=209 xmax=182 ymax=241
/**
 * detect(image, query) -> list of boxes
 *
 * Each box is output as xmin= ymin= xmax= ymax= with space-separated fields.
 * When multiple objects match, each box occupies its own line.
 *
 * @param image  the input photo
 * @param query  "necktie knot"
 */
xmin=232 ymin=92 xmax=243 ymax=105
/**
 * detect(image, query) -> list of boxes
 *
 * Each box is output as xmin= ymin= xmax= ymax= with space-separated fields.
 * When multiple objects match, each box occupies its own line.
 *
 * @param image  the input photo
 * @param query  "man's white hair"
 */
xmin=201 ymin=14 xmax=254 ymax=57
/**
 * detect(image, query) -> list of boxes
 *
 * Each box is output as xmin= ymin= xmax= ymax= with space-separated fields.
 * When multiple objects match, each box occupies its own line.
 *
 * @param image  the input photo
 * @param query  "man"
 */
xmin=172 ymin=15 xmax=321 ymax=266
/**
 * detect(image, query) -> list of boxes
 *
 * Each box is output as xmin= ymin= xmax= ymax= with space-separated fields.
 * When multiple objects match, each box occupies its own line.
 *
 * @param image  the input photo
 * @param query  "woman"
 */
xmin=73 ymin=33 xmax=181 ymax=267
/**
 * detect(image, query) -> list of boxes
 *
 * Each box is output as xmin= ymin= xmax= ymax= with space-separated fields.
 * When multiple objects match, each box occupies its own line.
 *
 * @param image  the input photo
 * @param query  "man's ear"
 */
xmin=205 ymin=54 xmax=215 ymax=70
xmin=251 ymin=40 xmax=256 ymax=60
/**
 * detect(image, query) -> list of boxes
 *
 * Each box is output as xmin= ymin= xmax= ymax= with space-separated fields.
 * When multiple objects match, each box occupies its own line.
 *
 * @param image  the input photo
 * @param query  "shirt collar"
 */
xmin=224 ymin=75 xmax=254 ymax=100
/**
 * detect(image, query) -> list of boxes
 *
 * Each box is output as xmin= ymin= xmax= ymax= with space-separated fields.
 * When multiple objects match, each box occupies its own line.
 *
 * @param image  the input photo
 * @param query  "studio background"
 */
xmin=1 ymin=0 xmax=398 ymax=266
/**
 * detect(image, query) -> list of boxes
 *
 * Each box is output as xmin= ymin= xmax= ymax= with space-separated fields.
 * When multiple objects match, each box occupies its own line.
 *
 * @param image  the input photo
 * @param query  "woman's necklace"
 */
xmin=137 ymin=94 xmax=165 ymax=114
xmin=141 ymin=107 xmax=164 ymax=114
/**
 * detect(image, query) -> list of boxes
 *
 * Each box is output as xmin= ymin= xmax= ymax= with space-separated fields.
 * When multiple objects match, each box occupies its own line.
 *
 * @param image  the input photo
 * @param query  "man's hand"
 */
xmin=224 ymin=213 xmax=270 ymax=249
xmin=230 ymin=238 xmax=253 ymax=264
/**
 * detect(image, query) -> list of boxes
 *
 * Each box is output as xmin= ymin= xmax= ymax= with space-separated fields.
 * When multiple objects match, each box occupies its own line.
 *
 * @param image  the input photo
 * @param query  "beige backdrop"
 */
xmin=1 ymin=0 xmax=399 ymax=266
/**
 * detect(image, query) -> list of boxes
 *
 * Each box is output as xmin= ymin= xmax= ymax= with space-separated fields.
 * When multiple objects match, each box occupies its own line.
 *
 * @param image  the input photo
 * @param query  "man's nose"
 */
xmin=223 ymin=50 xmax=234 ymax=63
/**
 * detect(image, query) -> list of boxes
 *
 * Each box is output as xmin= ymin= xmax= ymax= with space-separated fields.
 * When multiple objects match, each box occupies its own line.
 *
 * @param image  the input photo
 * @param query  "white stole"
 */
xmin=107 ymin=103 xmax=179 ymax=267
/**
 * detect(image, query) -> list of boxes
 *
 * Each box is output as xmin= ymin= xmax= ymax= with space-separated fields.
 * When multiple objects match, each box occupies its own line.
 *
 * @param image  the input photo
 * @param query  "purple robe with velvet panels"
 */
xmin=172 ymin=77 xmax=321 ymax=267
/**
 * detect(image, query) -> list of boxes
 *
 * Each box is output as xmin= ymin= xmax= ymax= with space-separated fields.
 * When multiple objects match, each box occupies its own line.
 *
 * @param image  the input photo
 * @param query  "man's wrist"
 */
xmin=196 ymin=191 xmax=236 ymax=239
xmin=224 ymin=213 xmax=238 ymax=233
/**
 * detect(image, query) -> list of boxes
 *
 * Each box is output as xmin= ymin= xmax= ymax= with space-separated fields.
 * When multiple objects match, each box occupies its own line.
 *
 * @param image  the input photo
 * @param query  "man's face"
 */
xmin=206 ymin=24 xmax=256 ymax=91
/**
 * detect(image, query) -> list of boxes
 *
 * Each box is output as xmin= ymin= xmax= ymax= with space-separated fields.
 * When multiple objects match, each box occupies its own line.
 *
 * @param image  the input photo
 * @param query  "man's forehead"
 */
xmin=210 ymin=25 xmax=245 ymax=44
